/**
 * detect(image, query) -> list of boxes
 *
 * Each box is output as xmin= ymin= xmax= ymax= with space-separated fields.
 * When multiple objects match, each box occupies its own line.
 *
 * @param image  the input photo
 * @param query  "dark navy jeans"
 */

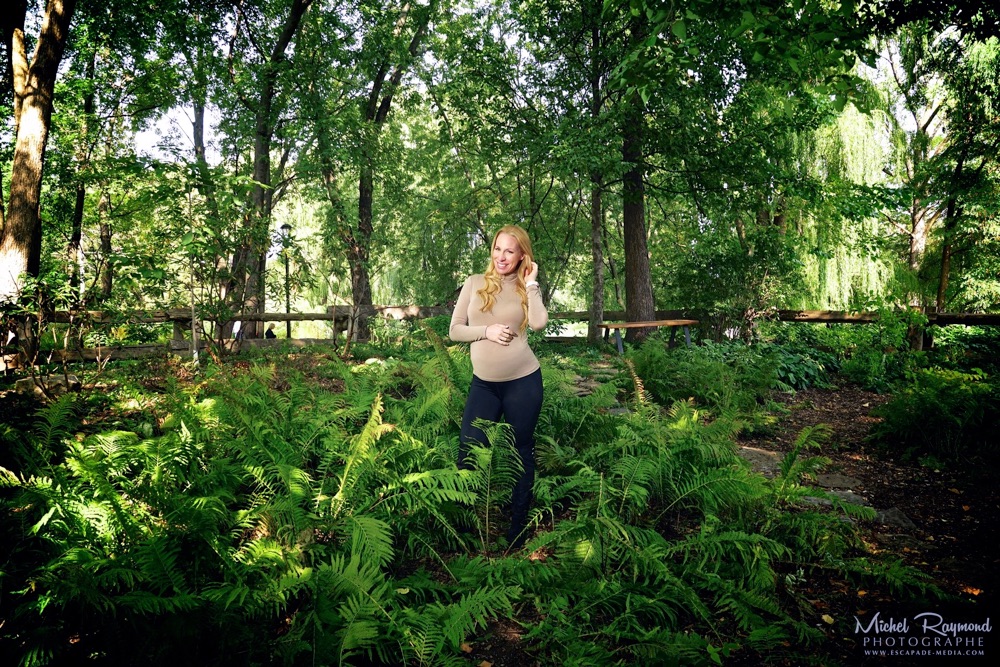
xmin=459 ymin=368 xmax=543 ymax=546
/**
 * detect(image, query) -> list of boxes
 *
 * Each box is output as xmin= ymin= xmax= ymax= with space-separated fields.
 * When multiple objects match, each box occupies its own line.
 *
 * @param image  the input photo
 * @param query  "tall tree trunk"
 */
xmin=589 ymin=184 xmax=605 ymax=343
xmin=351 ymin=166 xmax=375 ymax=338
xmin=620 ymin=11 xmax=655 ymax=343
xmin=936 ymin=147 xmax=969 ymax=312
xmin=621 ymin=111 xmax=655 ymax=341
xmin=229 ymin=0 xmax=313 ymax=339
xmin=0 ymin=0 xmax=77 ymax=304
xmin=587 ymin=6 xmax=605 ymax=344
xmin=621 ymin=84 xmax=655 ymax=341
xmin=98 ymin=193 xmax=113 ymax=300
xmin=352 ymin=0 xmax=436 ymax=340
xmin=69 ymin=49 xmax=96 ymax=303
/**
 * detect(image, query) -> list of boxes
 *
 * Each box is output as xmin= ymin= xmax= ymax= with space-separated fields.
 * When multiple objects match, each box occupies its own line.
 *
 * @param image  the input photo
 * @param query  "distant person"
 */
xmin=449 ymin=225 xmax=548 ymax=550
xmin=265 ymin=323 xmax=277 ymax=339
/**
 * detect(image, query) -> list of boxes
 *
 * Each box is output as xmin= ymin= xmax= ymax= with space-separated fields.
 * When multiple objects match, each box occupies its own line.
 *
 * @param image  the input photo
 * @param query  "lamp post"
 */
xmin=280 ymin=223 xmax=292 ymax=338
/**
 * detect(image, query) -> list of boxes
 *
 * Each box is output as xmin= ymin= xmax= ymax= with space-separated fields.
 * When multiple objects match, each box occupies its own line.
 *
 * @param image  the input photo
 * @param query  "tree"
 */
xmin=0 ymin=0 xmax=77 ymax=304
xmin=225 ymin=0 xmax=314 ymax=338
xmin=351 ymin=1 xmax=437 ymax=338
xmin=932 ymin=37 xmax=1000 ymax=312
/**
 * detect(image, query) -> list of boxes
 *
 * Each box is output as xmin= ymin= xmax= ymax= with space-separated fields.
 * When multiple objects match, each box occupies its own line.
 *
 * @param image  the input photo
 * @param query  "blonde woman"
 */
xmin=449 ymin=225 xmax=548 ymax=549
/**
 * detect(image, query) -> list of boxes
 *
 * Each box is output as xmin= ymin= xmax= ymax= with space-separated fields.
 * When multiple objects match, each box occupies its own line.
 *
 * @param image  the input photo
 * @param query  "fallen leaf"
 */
xmin=857 ymin=590 xmax=867 ymax=597
xmin=949 ymin=488 xmax=962 ymax=494
xmin=822 ymin=614 xmax=835 ymax=625
xmin=460 ymin=643 xmax=473 ymax=654
xmin=479 ymin=662 xmax=493 ymax=667
xmin=962 ymin=505 xmax=970 ymax=511
xmin=963 ymin=587 xmax=982 ymax=596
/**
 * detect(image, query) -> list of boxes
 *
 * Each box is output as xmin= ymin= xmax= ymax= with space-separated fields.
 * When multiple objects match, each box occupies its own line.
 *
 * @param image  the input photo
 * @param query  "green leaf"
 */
xmin=672 ymin=19 xmax=687 ymax=41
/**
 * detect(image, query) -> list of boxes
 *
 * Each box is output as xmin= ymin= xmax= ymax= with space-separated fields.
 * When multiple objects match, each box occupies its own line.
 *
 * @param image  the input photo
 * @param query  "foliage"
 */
xmin=627 ymin=338 xmax=778 ymax=424
xmin=827 ymin=307 xmax=927 ymax=392
xmin=0 ymin=337 xmax=940 ymax=666
xmin=925 ymin=325 xmax=1000 ymax=376
xmin=869 ymin=367 xmax=1000 ymax=465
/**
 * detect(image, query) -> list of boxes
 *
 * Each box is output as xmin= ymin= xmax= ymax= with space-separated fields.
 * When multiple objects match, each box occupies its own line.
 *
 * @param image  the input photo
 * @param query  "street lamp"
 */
xmin=280 ymin=223 xmax=292 ymax=338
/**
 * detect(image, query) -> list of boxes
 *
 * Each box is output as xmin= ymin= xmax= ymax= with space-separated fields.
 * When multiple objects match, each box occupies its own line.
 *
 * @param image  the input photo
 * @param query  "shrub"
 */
xmin=763 ymin=343 xmax=838 ymax=390
xmin=629 ymin=339 xmax=777 ymax=418
xmin=869 ymin=368 xmax=1000 ymax=464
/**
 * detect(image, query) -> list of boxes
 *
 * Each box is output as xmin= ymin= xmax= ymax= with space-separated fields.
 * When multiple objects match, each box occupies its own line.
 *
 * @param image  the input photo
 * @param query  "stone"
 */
xmin=14 ymin=374 xmax=81 ymax=397
xmin=817 ymin=473 xmax=863 ymax=489
xmin=876 ymin=507 xmax=917 ymax=530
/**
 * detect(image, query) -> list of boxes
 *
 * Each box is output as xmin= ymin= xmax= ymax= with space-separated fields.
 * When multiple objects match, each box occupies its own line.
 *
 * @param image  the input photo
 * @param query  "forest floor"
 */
xmin=735 ymin=385 xmax=998 ymax=665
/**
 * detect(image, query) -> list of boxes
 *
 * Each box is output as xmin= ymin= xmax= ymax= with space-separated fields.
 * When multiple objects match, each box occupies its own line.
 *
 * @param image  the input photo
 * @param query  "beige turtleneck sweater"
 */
xmin=449 ymin=273 xmax=548 ymax=382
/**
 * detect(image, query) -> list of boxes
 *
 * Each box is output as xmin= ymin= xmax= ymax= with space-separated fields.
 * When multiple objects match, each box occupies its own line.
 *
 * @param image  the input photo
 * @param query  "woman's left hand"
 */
xmin=523 ymin=261 xmax=538 ymax=284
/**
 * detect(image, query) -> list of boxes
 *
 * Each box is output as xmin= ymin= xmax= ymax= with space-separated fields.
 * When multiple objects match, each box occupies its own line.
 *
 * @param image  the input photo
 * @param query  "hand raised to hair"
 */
xmin=523 ymin=261 xmax=539 ymax=284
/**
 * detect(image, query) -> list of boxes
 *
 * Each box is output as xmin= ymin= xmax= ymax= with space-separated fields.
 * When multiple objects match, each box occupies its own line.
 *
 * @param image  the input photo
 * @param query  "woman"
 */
xmin=449 ymin=225 xmax=548 ymax=549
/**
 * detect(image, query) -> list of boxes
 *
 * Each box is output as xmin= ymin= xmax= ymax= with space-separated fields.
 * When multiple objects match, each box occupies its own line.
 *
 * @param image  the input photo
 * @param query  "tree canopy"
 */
xmin=1 ymin=0 xmax=998 ymax=343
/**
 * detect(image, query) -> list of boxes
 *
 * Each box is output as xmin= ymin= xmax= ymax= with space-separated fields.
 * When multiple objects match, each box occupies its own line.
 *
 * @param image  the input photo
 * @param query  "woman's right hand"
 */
xmin=486 ymin=323 xmax=516 ymax=346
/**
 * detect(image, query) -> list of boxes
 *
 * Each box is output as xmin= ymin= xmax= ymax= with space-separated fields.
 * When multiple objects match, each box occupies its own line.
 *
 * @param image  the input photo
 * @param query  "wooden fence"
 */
xmin=5 ymin=306 xmax=999 ymax=369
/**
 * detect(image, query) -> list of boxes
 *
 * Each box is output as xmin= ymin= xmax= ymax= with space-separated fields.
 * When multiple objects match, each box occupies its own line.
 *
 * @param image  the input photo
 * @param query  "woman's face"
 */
xmin=492 ymin=232 xmax=524 ymax=276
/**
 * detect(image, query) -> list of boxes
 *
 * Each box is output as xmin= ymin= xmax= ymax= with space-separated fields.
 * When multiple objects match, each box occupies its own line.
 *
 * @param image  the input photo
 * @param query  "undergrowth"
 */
xmin=0 ymin=333 xmax=941 ymax=666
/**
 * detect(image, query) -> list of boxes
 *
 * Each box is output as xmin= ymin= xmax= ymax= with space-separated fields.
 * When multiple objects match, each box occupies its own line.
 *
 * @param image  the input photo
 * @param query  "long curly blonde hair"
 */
xmin=477 ymin=225 xmax=534 ymax=332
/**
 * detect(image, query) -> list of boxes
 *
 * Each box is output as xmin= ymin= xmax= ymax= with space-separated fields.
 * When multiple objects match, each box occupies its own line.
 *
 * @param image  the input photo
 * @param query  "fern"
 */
xmin=392 ymin=584 xmax=519 ymax=666
xmin=462 ymin=420 xmax=522 ymax=551
xmin=421 ymin=321 xmax=471 ymax=396
xmin=340 ymin=515 xmax=394 ymax=569
xmin=622 ymin=356 xmax=652 ymax=408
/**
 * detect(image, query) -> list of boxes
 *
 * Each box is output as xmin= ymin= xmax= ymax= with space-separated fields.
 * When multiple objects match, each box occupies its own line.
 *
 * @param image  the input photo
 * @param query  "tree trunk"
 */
xmin=588 ymin=183 xmax=605 ymax=343
xmin=98 ymin=193 xmax=113 ymax=300
xmin=351 ymin=165 xmax=376 ymax=340
xmin=936 ymin=147 xmax=969 ymax=312
xmin=347 ymin=1 xmax=435 ymax=341
xmin=229 ymin=0 xmax=313 ymax=339
xmin=0 ymin=0 xmax=77 ymax=304
xmin=621 ymin=98 xmax=655 ymax=341
xmin=586 ymin=7 xmax=605 ymax=344
xmin=68 ymin=49 xmax=96 ymax=303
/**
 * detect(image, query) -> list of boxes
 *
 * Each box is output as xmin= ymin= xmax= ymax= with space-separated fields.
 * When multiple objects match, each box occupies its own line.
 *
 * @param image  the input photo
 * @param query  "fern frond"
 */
xmin=464 ymin=421 xmax=522 ymax=546
xmin=422 ymin=322 xmax=471 ymax=394
xmin=779 ymin=424 xmax=833 ymax=479
xmin=33 ymin=393 xmax=79 ymax=454
xmin=341 ymin=515 xmax=395 ymax=569
xmin=134 ymin=534 xmax=188 ymax=593
xmin=438 ymin=584 xmax=518 ymax=646
xmin=622 ymin=357 xmax=652 ymax=407
xmin=608 ymin=454 xmax=655 ymax=520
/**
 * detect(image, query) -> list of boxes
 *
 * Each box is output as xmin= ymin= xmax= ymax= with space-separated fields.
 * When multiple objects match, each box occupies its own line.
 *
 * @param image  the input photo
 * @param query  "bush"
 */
xmin=629 ymin=339 xmax=777 ymax=418
xmin=927 ymin=326 xmax=1000 ymax=375
xmin=835 ymin=313 xmax=922 ymax=392
xmin=869 ymin=368 xmax=1000 ymax=464
xmin=761 ymin=343 xmax=838 ymax=390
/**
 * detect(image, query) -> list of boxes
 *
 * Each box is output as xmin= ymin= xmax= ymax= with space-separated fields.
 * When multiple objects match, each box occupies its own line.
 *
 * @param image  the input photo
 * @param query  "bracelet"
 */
xmin=525 ymin=280 xmax=538 ymax=288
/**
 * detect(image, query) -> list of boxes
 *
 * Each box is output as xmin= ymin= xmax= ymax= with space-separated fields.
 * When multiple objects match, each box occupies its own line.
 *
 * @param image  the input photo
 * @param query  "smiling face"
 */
xmin=491 ymin=232 xmax=524 ymax=276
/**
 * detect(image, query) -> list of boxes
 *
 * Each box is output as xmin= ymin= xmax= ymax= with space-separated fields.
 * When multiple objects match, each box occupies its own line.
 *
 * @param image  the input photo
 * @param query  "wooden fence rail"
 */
xmin=5 ymin=306 xmax=998 ymax=370
xmin=40 ymin=306 xmax=1000 ymax=328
